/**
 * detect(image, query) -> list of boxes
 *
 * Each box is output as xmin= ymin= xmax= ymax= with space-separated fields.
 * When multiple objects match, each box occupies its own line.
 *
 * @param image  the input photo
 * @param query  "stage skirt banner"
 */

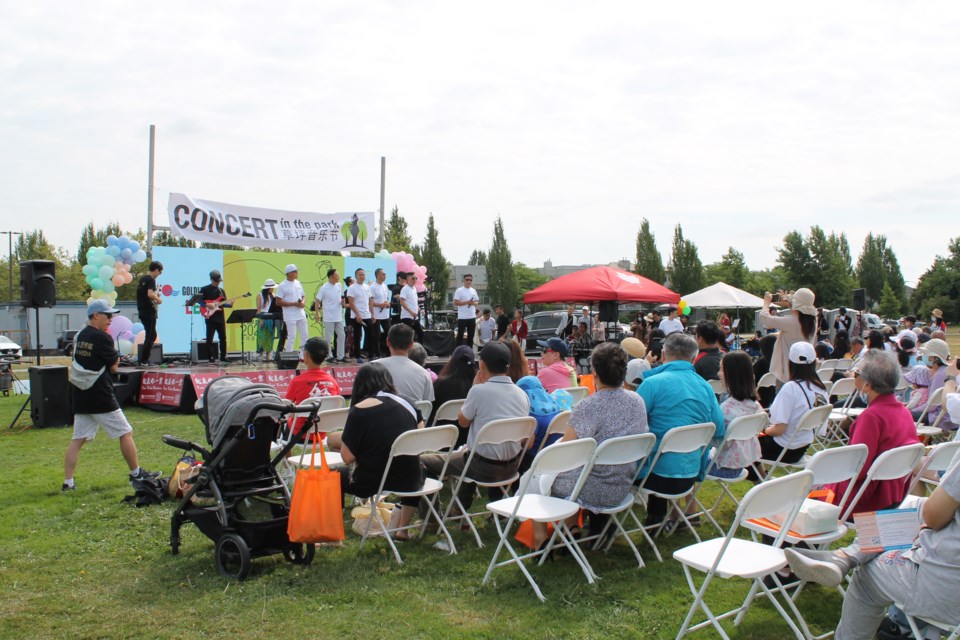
xmin=190 ymin=370 xmax=296 ymax=398
xmin=168 ymin=193 xmax=376 ymax=251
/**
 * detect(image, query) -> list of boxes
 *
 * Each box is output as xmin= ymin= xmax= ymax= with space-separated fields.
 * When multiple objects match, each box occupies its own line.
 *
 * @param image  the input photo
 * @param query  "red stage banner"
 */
xmin=139 ymin=371 xmax=189 ymax=406
xmin=332 ymin=366 xmax=359 ymax=395
xmin=190 ymin=370 xmax=296 ymax=398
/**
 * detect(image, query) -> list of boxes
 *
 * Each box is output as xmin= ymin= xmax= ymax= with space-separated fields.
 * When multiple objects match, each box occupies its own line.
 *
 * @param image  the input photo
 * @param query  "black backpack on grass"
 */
xmin=124 ymin=475 xmax=167 ymax=507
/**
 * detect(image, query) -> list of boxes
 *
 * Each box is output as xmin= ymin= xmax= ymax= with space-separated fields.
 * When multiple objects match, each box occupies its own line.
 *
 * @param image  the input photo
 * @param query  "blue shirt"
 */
xmin=637 ymin=360 xmax=725 ymax=478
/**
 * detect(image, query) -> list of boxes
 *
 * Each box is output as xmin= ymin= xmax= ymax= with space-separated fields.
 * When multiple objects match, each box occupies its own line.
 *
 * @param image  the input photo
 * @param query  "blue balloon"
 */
xmin=133 ymin=249 xmax=147 ymax=263
xmin=130 ymin=241 xmax=140 ymax=253
xmin=121 ymin=248 xmax=132 ymax=260
xmin=106 ymin=245 xmax=120 ymax=257
xmin=107 ymin=235 xmax=118 ymax=246
xmin=132 ymin=322 xmax=144 ymax=334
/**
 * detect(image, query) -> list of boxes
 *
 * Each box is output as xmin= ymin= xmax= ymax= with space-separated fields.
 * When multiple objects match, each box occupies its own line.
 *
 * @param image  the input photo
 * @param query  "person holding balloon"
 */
xmin=658 ymin=305 xmax=686 ymax=336
xmin=135 ymin=261 xmax=163 ymax=367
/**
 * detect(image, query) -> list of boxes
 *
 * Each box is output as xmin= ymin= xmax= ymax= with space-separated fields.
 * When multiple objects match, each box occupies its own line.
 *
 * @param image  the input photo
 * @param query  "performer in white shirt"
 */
xmin=314 ymin=268 xmax=345 ymax=363
xmin=398 ymin=271 xmax=425 ymax=343
xmin=368 ymin=267 xmax=392 ymax=359
xmin=453 ymin=273 xmax=480 ymax=346
xmin=346 ymin=268 xmax=374 ymax=364
xmin=658 ymin=307 xmax=685 ymax=336
xmin=275 ymin=264 xmax=308 ymax=355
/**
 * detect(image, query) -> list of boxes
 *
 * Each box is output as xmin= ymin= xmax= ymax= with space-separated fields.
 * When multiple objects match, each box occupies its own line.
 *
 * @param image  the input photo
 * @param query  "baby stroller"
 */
xmin=163 ymin=376 xmax=322 ymax=579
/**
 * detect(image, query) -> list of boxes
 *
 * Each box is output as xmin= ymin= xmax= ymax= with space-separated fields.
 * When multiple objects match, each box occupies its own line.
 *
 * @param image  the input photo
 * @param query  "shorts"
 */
xmin=72 ymin=410 xmax=133 ymax=441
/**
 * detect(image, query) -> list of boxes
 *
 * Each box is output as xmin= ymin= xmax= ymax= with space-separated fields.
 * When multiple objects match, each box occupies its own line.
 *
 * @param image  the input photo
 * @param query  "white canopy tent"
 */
xmin=682 ymin=282 xmax=765 ymax=309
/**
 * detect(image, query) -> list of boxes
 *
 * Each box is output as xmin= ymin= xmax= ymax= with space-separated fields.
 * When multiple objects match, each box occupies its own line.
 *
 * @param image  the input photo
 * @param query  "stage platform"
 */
xmin=126 ymin=356 xmax=451 ymax=412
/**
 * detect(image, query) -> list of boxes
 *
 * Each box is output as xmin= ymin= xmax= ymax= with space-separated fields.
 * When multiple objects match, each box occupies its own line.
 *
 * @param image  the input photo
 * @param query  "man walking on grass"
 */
xmin=63 ymin=299 xmax=159 ymax=492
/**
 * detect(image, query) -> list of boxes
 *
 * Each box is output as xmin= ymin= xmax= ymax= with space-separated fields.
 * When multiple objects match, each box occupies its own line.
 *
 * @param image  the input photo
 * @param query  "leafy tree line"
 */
xmin=634 ymin=219 xmax=956 ymax=320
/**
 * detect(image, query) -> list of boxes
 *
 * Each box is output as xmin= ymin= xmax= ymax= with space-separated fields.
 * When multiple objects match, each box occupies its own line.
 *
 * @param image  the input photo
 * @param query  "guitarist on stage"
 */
xmin=201 ymin=270 xmax=230 ymax=364
xmin=136 ymin=260 xmax=163 ymax=367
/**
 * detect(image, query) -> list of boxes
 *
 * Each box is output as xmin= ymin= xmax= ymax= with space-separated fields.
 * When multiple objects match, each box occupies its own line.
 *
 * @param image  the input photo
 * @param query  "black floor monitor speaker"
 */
xmin=29 ymin=365 xmax=71 ymax=427
xmin=138 ymin=343 xmax=163 ymax=364
xmin=277 ymin=352 xmax=300 ymax=370
xmin=191 ymin=341 xmax=217 ymax=363
xmin=20 ymin=260 xmax=57 ymax=308
xmin=852 ymin=288 xmax=866 ymax=312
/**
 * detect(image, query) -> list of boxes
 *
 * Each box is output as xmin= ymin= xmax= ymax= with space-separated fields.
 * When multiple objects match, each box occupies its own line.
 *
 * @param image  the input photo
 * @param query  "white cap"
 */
xmin=788 ymin=341 xmax=817 ymax=364
xmin=284 ymin=264 xmax=298 ymax=274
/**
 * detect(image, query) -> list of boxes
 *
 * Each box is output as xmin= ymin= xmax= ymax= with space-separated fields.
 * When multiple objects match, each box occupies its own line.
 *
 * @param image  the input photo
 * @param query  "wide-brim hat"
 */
xmin=918 ymin=338 xmax=950 ymax=364
xmin=262 ymin=278 xmax=277 ymax=289
xmin=620 ymin=337 xmax=647 ymax=359
xmin=932 ymin=308 xmax=943 ymax=319
xmin=904 ymin=365 xmax=932 ymax=387
xmin=791 ymin=288 xmax=817 ymax=316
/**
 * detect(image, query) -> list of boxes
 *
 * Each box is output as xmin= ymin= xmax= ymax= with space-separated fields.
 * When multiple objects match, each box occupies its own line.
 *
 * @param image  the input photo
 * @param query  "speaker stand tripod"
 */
xmin=8 ymin=307 xmax=41 ymax=429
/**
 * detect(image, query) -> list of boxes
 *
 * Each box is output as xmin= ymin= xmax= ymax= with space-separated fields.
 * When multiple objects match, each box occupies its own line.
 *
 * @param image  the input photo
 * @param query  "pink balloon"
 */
xmin=112 ymin=275 xmax=124 ymax=286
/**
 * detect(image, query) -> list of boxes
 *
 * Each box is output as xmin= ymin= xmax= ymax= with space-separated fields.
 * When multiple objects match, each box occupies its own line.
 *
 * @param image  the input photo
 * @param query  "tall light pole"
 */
xmin=0 ymin=231 xmax=22 ymax=302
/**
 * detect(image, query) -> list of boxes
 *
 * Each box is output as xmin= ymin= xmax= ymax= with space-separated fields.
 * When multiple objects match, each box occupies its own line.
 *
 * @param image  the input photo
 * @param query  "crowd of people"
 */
xmin=65 ymin=276 xmax=959 ymax=637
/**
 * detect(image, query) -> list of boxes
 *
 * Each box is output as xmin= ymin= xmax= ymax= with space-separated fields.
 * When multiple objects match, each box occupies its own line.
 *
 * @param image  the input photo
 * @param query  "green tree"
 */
xmin=77 ymin=221 xmax=122 ymax=264
xmin=515 ymin=262 xmax=548 ymax=296
xmin=13 ymin=231 xmax=88 ymax=301
xmin=855 ymin=233 xmax=888 ymax=305
xmin=703 ymin=247 xmax=749 ymax=289
xmin=777 ymin=230 xmax=814 ymax=289
xmin=807 ymin=227 xmax=853 ymax=307
xmin=634 ymin=218 xmax=665 ymax=283
xmin=383 ymin=206 xmax=413 ymax=254
xmin=911 ymin=236 xmax=960 ymax=322
xmin=152 ymin=230 xmax=194 ymax=248
xmin=877 ymin=282 xmax=902 ymax=319
xmin=882 ymin=246 xmax=906 ymax=310
xmin=666 ymin=224 xmax=704 ymax=294
xmin=419 ymin=214 xmax=450 ymax=301
xmin=487 ymin=216 xmax=518 ymax=310
xmin=468 ymin=249 xmax=487 ymax=266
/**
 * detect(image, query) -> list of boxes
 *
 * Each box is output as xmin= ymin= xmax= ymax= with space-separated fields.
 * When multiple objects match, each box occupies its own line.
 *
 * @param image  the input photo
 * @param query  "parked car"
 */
xmin=57 ymin=330 xmax=79 ymax=356
xmin=0 ymin=336 xmax=23 ymax=361
xmin=861 ymin=313 xmax=886 ymax=335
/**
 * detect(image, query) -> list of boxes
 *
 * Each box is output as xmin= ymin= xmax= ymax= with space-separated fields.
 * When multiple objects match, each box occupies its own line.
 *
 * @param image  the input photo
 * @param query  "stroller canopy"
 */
xmin=196 ymin=377 xmax=286 ymax=450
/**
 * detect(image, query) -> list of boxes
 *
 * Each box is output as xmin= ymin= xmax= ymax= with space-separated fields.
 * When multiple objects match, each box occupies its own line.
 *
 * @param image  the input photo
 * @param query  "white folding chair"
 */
xmin=688 ymin=412 xmax=769 ymax=535
xmin=756 ymin=404 xmax=833 ymax=481
xmin=757 ymin=372 xmax=778 ymax=391
xmin=743 ymin=444 xmax=869 ymax=550
xmin=818 ymin=377 xmax=858 ymax=448
xmin=481 ymin=438 xmax=598 ymax=602
xmin=916 ymin=387 xmax=946 ymax=439
xmin=906 ymin=441 xmax=960 ymax=495
xmin=574 ymin=433 xmax=657 ymax=567
xmin=286 ymin=407 xmax=350 ymax=470
xmin=413 ymin=399 xmax=433 ymax=426
xmin=842 ymin=443 xmax=925 ymax=517
xmin=674 ymin=470 xmax=815 ymax=640
xmin=901 ymin=611 xmax=960 ymax=640
xmin=430 ymin=398 xmax=465 ymax=427
xmin=708 ymin=379 xmax=726 ymax=397
xmin=561 ymin=386 xmax=589 ymax=406
xmin=819 ymin=359 xmax=838 ymax=371
xmin=358 ymin=425 xmax=460 ymax=564
xmin=623 ymin=423 xmax=715 ymax=558
xmin=443 ymin=416 xmax=537 ymax=547
xmin=534 ymin=411 xmax=572 ymax=455
xmin=834 ymin=358 xmax=852 ymax=372
xmin=816 ymin=368 xmax=835 ymax=384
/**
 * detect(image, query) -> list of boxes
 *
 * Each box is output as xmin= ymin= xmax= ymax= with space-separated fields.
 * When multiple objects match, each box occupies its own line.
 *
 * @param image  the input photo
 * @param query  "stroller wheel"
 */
xmin=284 ymin=542 xmax=316 ymax=566
xmin=215 ymin=533 xmax=252 ymax=580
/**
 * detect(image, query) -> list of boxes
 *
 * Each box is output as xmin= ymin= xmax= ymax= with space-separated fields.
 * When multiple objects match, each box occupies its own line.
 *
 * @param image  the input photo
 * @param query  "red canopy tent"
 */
xmin=523 ymin=266 xmax=680 ymax=304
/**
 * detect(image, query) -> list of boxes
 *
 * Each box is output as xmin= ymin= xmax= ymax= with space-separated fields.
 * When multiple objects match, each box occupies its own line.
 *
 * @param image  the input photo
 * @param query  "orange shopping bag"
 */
xmin=287 ymin=438 xmax=345 ymax=543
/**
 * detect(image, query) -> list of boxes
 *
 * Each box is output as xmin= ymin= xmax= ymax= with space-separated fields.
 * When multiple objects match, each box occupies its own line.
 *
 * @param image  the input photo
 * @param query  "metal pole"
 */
xmin=146 ymin=124 xmax=156 ymax=256
xmin=378 ymin=156 xmax=386 ymax=251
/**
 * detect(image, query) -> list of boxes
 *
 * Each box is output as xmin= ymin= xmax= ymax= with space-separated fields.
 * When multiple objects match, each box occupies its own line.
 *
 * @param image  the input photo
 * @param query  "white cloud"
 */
xmin=1 ymin=0 xmax=958 ymax=284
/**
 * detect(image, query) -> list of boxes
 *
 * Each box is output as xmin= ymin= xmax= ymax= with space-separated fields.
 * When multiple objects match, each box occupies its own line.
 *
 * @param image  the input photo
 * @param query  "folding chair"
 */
xmin=481 ymin=438 xmax=598 ymax=602
xmin=755 ymin=404 xmax=833 ymax=481
xmin=442 ymin=416 xmax=537 ymax=548
xmin=834 ymin=358 xmax=852 ymax=372
xmin=816 ymin=368 xmax=835 ymax=385
xmin=358 ymin=425 xmax=460 ymax=564
xmin=533 ymin=411 xmax=571 ymax=455
xmin=743 ymin=444 xmax=869 ymax=549
xmin=673 ymin=470 xmax=815 ymax=640
xmin=619 ymin=423 xmax=716 ymax=559
xmin=708 ymin=379 xmax=726 ymax=398
xmin=573 ymin=433 xmax=657 ymax=567
xmin=842 ymin=442 xmax=925 ymax=516
xmin=429 ymin=398 xmax=465 ymax=427
xmin=413 ymin=399 xmax=433 ymax=426
xmin=819 ymin=359 xmax=838 ymax=371
xmin=757 ymin=372 xmax=777 ymax=391
xmin=819 ymin=377 xmax=858 ymax=448
xmin=561 ymin=386 xmax=589 ymax=406
xmin=900 ymin=611 xmax=960 ymax=640
xmin=916 ymin=387 xmax=946 ymax=439
xmin=906 ymin=441 xmax=960 ymax=495
xmin=286 ymin=407 xmax=350 ymax=470
xmin=688 ymin=412 xmax=769 ymax=535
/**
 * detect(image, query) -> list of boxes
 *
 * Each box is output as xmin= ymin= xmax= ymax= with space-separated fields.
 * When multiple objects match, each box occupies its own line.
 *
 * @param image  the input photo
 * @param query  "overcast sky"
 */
xmin=2 ymin=1 xmax=959 ymax=287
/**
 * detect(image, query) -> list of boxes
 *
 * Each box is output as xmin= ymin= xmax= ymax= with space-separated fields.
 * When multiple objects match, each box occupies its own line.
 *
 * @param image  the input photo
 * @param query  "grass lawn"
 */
xmin=1 ymin=394 xmax=848 ymax=640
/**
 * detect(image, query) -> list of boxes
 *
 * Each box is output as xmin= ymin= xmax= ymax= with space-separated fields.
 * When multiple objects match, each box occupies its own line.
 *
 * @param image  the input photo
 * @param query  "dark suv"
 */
xmin=57 ymin=330 xmax=79 ymax=356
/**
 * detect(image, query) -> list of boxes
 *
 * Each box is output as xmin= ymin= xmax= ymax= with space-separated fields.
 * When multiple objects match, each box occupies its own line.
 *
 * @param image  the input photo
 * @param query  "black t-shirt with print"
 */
xmin=201 ymin=284 xmax=226 ymax=323
xmin=71 ymin=325 xmax=120 ymax=414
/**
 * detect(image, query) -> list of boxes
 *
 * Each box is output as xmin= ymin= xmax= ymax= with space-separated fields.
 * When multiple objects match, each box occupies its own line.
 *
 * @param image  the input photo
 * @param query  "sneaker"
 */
xmin=61 ymin=482 xmax=75 ymax=492
xmin=660 ymin=519 xmax=679 ymax=537
xmin=783 ymin=548 xmax=849 ymax=588
xmin=876 ymin=616 xmax=912 ymax=640
xmin=130 ymin=468 xmax=162 ymax=481
xmin=433 ymin=539 xmax=453 ymax=553
xmin=325 ymin=357 xmax=337 ymax=364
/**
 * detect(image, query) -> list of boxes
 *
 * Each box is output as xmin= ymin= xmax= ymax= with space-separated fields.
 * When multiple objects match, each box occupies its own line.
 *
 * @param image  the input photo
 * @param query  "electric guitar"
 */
xmin=200 ymin=292 xmax=251 ymax=318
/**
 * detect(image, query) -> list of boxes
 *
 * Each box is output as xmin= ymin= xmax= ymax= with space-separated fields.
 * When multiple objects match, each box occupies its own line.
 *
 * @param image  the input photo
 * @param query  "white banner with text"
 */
xmin=167 ymin=193 xmax=375 ymax=251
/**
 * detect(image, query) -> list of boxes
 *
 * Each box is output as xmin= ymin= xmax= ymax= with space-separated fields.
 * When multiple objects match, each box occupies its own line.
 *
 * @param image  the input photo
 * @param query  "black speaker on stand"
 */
xmin=8 ymin=261 xmax=57 ymax=429
xmin=852 ymin=288 xmax=866 ymax=312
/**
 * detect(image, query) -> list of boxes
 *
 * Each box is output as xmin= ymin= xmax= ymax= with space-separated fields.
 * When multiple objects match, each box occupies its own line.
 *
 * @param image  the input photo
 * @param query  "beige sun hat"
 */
xmin=620 ymin=337 xmax=647 ymax=359
xmin=790 ymin=288 xmax=817 ymax=316
xmin=932 ymin=308 xmax=943 ymax=319
xmin=918 ymin=338 xmax=950 ymax=364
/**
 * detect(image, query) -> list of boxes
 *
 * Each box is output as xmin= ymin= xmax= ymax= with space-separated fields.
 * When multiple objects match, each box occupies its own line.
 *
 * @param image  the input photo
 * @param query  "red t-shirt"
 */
xmin=284 ymin=368 xmax=342 ymax=435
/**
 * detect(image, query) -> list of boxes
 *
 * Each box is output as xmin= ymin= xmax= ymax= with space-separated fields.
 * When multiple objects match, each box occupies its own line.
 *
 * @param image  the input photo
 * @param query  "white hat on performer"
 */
xmin=284 ymin=264 xmax=298 ymax=274
xmin=262 ymin=278 xmax=277 ymax=289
